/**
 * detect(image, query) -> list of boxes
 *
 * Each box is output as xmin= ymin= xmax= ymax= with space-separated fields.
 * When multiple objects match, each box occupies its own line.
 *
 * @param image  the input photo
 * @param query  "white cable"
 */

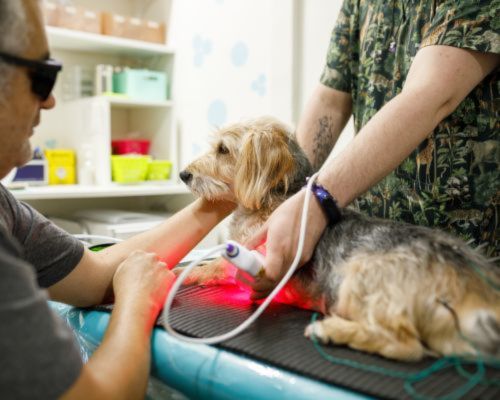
xmin=162 ymin=172 xmax=320 ymax=344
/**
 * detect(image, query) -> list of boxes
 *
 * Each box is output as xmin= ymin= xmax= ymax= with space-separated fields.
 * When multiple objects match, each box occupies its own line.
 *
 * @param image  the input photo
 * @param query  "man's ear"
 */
xmin=234 ymin=127 xmax=295 ymax=210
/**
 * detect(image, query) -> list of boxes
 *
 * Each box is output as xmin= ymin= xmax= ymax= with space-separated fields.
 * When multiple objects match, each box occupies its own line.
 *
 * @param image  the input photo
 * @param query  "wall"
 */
xmin=169 ymin=0 xmax=284 ymax=167
xmin=169 ymin=0 xmax=353 ymax=168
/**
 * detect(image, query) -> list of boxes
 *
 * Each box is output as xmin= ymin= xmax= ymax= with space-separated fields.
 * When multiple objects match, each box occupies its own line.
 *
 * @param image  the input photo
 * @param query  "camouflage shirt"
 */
xmin=321 ymin=0 xmax=500 ymax=256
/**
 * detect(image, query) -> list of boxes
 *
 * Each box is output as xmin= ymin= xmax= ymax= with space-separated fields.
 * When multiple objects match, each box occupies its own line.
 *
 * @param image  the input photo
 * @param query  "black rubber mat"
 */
xmin=159 ymin=285 xmax=500 ymax=400
xmin=98 ymin=284 xmax=500 ymax=399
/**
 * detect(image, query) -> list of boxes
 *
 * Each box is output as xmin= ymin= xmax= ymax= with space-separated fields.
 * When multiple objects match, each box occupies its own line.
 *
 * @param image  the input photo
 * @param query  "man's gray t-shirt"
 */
xmin=0 ymin=183 xmax=84 ymax=399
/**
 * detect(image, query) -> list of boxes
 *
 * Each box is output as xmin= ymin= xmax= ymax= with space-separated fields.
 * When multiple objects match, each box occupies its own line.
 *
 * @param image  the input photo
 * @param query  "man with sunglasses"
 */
xmin=0 ymin=1 xmax=235 ymax=398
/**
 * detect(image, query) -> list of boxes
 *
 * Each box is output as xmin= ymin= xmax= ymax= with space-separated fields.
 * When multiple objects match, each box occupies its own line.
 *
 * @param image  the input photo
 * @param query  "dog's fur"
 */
xmin=179 ymin=117 xmax=500 ymax=361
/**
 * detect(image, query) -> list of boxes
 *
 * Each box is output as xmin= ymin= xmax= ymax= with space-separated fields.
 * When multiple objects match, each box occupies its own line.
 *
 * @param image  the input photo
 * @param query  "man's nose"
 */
xmin=40 ymin=94 xmax=56 ymax=110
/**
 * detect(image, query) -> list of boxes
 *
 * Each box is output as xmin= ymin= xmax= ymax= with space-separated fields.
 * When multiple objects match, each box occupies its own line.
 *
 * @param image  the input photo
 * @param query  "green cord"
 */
xmin=309 ymin=254 xmax=500 ymax=399
xmin=309 ymin=313 xmax=500 ymax=400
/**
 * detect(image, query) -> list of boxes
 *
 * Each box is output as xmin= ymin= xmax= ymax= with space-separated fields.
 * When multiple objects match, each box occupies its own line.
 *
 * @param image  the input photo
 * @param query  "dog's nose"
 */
xmin=179 ymin=170 xmax=193 ymax=183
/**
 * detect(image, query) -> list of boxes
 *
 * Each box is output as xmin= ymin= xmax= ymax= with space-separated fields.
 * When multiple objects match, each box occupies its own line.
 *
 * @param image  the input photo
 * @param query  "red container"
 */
xmin=112 ymin=139 xmax=150 ymax=155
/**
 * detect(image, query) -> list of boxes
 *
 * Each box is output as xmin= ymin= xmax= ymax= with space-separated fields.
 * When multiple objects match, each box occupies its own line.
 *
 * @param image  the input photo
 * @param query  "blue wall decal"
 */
xmin=207 ymin=100 xmax=227 ymax=126
xmin=251 ymin=74 xmax=267 ymax=96
xmin=193 ymin=34 xmax=212 ymax=67
xmin=230 ymin=41 xmax=249 ymax=67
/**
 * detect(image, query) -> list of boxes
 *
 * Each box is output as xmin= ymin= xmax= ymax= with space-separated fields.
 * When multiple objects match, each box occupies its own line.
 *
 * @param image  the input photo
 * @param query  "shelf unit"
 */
xmin=46 ymin=25 xmax=175 ymax=56
xmin=14 ymin=0 xmax=179 ymax=207
xmin=12 ymin=183 xmax=188 ymax=201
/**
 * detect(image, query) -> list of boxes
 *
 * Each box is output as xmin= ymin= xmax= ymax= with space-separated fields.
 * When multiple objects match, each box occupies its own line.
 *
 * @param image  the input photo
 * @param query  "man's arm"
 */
xmin=48 ymin=198 xmax=235 ymax=307
xmin=296 ymin=84 xmax=352 ymax=170
xmin=60 ymin=250 xmax=174 ymax=400
xmin=318 ymin=45 xmax=499 ymax=206
xmin=246 ymin=45 xmax=499 ymax=297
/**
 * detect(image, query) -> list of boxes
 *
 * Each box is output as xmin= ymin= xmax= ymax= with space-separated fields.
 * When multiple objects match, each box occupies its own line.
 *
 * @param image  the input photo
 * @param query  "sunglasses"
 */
xmin=0 ymin=51 xmax=62 ymax=101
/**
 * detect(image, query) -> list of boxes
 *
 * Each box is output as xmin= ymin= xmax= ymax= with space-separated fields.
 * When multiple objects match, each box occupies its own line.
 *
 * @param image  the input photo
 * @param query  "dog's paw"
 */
xmin=172 ymin=266 xmax=202 ymax=286
xmin=172 ymin=258 xmax=234 ymax=287
xmin=304 ymin=322 xmax=329 ymax=344
xmin=196 ymin=259 xmax=213 ymax=267
xmin=172 ymin=266 xmax=184 ymax=277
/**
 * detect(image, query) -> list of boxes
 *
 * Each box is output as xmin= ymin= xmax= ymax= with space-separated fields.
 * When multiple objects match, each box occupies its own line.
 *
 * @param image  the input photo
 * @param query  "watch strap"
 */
xmin=307 ymin=180 xmax=341 ymax=226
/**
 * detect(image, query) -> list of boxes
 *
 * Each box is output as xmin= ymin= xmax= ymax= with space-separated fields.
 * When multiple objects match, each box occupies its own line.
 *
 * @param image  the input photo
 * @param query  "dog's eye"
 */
xmin=217 ymin=143 xmax=229 ymax=155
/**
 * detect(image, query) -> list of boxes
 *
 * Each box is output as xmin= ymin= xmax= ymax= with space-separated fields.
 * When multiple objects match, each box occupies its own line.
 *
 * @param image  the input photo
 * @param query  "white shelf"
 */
xmin=46 ymin=26 xmax=175 ymax=56
xmin=11 ymin=183 xmax=189 ymax=200
xmin=106 ymin=97 xmax=173 ymax=109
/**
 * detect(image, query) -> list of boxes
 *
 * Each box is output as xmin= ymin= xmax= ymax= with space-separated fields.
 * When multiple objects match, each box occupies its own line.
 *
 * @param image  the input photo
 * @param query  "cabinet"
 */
xmin=13 ymin=0 xmax=191 ymax=214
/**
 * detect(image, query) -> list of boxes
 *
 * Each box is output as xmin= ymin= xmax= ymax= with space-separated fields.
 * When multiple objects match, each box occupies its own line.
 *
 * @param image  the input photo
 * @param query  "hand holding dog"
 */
xmin=245 ymin=189 xmax=329 ymax=299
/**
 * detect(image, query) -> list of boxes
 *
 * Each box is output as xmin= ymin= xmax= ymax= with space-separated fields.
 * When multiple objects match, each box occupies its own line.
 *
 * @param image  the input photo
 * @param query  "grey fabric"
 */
xmin=0 ymin=184 xmax=84 ymax=399
xmin=0 ymin=184 xmax=84 ymax=287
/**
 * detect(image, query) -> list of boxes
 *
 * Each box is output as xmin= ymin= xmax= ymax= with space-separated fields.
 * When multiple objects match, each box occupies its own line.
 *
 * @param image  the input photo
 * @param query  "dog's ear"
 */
xmin=235 ymin=125 xmax=295 ymax=210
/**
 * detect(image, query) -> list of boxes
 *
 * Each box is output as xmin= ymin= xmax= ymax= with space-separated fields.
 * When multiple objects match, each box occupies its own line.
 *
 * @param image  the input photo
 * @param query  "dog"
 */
xmin=178 ymin=117 xmax=500 ymax=362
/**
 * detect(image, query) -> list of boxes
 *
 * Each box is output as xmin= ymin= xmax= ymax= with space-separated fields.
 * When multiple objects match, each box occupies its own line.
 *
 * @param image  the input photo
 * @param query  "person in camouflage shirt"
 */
xmin=245 ymin=0 xmax=499 ymax=298
xmin=319 ymin=0 xmax=499 ymax=256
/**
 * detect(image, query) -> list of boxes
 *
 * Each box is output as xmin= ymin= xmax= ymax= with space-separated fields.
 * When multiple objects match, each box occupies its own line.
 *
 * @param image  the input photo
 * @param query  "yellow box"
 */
xmin=147 ymin=160 xmax=172 ymax=181
xmin=45 ymin=149 xmax=76 ymax=185
xmin=111 ymin=155 xmax=151 ymax=183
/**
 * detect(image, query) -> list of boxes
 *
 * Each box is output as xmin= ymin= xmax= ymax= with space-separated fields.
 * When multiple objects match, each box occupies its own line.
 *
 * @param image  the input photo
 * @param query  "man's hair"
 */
xmin=0 ymin=1 xmax=30 ymax=99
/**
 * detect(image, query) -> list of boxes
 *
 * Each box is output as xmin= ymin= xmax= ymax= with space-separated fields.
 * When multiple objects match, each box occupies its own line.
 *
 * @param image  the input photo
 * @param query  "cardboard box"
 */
xmin=102 ymin=13 xmax=166 ymax=44
xmin=59 ymin=5 xmax=101 ymax=34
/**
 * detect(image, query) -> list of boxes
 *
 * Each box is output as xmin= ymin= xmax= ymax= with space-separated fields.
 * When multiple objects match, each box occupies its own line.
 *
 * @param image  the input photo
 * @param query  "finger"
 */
xmin=250 ymin=289 xmax=271 ymax=300
xmin=261 ymin=248 xmax=286 ymax=282
xmin=250 ymin=277 xmax=275 ymax=292
xmin=244 ymin=223 xmax=268 ymax=249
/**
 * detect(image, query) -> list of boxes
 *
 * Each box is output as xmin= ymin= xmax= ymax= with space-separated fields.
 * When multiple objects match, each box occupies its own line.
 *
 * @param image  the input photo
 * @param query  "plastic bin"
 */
xmin=147 ymin=160 xmax=172 ymax=181
xmin=113 ymin=69 xmax=167 ymax=102
xmin=111 ymin=155 xmax=151 ymax=183
xmin=112 ymin=139 xmax=151 ymax=155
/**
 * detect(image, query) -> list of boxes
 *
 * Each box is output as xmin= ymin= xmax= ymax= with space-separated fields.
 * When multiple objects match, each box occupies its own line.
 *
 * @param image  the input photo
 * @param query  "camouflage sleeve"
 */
xmin=421 ymin=0 xmax=500 ymax=54
xmin=319 ymin=0 xmax=357 ymax=93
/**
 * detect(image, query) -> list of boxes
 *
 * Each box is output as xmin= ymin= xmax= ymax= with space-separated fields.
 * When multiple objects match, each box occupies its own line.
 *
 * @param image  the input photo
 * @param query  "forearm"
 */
xmin=49 ymin=198 xmax=235 ymax=306
xmin=100 ymin=198 xmax=235 ymax=268
xmin=61 ymin=298 xmax=156 ymax=400
xmin=296 ymin=84 xmax=352 ymax=170
xmin=318 ymin=46 xmax=500 ymax=207
xmin=318 ymin=89 xmax=448 ymax=207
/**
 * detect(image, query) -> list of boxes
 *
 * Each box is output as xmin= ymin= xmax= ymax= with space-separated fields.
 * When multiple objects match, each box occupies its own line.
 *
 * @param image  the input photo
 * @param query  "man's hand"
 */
xmin=113 ymin=250 xmax=175 ymax=323
xmin=244 ymin=189 xmax=328 ymax=299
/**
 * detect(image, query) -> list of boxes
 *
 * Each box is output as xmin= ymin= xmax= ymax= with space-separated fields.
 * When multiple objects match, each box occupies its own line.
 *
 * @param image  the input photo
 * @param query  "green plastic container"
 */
xmin=147 ymin=160 xmax=172 ymax=181
xmin=113 ymin=69 xmax=167 ymax=101
xmin=111 ymin=155 xmax=151 ymax=183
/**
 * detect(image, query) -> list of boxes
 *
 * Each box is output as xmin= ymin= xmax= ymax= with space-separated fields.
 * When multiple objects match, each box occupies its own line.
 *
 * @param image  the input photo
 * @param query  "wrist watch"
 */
xmin=307 ymin=180 xmax=342 ymax=226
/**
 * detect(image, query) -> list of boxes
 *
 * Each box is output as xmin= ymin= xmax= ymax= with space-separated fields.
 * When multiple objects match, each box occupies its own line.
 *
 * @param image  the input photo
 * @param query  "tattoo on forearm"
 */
xmin=312 ymin=116 xmax=336 ymax=170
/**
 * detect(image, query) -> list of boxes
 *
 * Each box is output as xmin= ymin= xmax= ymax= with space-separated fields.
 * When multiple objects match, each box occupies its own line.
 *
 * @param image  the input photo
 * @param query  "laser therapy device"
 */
xmin=222 ymin=240 xmax=265 ymax=278
xmin=162 ymin=172 xmax=321 ymax=345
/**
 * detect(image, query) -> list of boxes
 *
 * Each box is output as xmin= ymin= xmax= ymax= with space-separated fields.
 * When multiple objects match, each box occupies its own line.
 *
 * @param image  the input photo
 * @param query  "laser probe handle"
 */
xmin=222 ymin=240 xmax=265 ymax=277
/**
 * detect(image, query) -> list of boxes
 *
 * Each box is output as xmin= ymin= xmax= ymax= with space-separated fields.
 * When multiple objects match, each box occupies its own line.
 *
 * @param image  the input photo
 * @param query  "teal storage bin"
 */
xmin=113 ymin=69 xmax=167 ymax=101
